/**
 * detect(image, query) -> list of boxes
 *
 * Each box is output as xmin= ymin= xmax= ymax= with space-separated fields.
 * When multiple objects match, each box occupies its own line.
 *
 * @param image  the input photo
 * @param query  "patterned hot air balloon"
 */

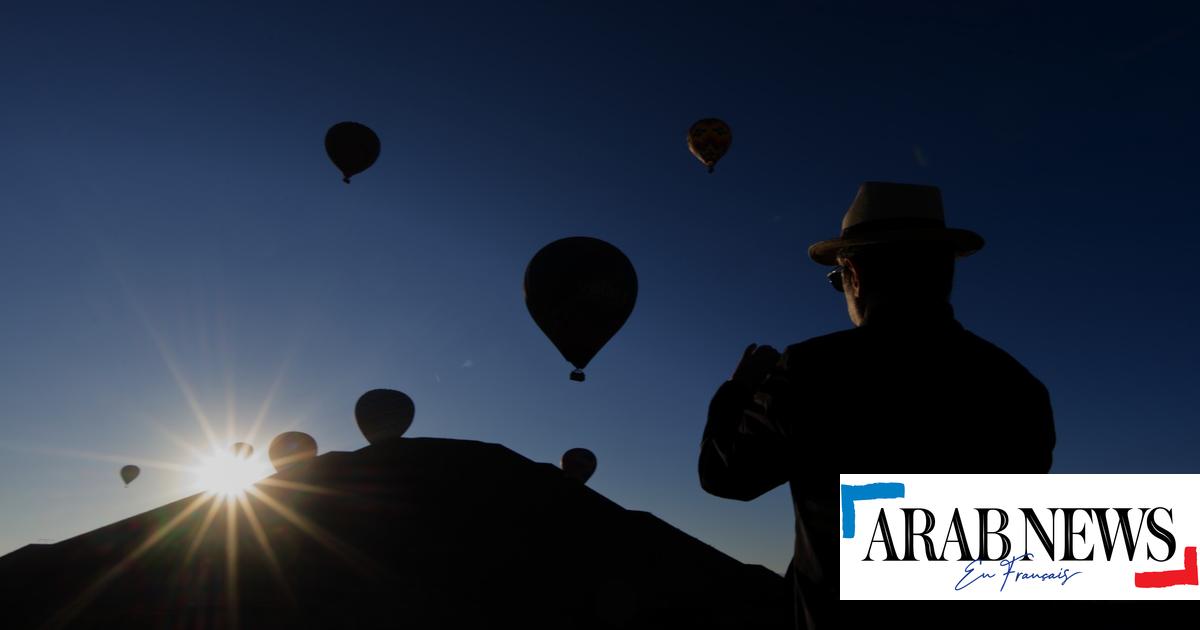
xmin=525 ymin=237 xmax=638 ymax=382
xmin=325 ymin=122 xmax=381 ymax=183
xmin=686 ymin=118 xmax=732 ymax=173
xmin=355 ymin=389 xmax=415 ymax=445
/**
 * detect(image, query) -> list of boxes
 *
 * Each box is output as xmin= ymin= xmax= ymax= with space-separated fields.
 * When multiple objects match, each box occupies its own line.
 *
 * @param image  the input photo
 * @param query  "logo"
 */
xmin=839 ymin=475 xmax=1200 ymax=599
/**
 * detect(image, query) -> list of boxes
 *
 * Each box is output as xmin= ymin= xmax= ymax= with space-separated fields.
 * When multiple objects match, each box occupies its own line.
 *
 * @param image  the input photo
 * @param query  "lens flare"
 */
xmin=193 ymin=451 xmax=270 ymax=497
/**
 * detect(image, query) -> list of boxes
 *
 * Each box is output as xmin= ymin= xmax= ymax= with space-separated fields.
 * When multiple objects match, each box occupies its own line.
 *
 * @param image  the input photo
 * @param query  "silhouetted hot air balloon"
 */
xmin=561 ymin=448 xmax=597 ymax=483
xmin=325 ymin=122 xmax=380 ymax=183
xmin=231 ymin=442 xmax=254 ymax=459
xmin=268 ymin=431 xmax=317 ymax=472
xmin=525 ymin=237 xmax=638 ymax=382
xmin=687 ymin=118 xmax=732 ymax=173
xmin=355 ymin=389 xmax=415 ymax=445
xmin=119 ymin=465 xmax=140 ymax=487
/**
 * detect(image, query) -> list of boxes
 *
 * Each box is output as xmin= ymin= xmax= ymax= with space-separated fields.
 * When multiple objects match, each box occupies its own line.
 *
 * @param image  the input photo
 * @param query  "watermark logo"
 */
xmin=839 ymin=474 xmax=1200 ymax=599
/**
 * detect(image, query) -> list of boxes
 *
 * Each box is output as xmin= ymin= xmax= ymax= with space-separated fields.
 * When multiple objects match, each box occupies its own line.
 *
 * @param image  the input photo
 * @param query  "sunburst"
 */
xmin=192 ymin=449 xmax=273 ymax=498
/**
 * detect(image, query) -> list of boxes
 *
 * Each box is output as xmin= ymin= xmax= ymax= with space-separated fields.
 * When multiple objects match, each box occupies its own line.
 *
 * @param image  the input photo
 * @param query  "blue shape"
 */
xmin=841 ymin=483 xmax=905 ymax=538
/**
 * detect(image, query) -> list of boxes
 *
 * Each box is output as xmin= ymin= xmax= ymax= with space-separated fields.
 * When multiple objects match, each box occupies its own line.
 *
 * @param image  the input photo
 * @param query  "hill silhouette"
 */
xmin=0 ymin=437 xmax=788 ymax=629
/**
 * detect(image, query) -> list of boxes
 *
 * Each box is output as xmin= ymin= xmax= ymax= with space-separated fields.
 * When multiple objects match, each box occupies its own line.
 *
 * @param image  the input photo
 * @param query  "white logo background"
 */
xmin=840 ymin=474 xmax=1200 ymax=600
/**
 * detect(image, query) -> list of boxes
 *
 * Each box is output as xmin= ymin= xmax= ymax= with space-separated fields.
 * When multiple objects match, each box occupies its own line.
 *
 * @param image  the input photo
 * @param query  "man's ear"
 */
xmin=843 ymin=258 xmax=862 ymax=297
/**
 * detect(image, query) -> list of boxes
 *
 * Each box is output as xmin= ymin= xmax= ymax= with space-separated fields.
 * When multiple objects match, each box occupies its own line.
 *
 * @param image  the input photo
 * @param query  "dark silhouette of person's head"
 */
xmin=809 ymin=182 xmax=984 ymax=326
xmin=836 ymin=241 xmax=956 ymax=326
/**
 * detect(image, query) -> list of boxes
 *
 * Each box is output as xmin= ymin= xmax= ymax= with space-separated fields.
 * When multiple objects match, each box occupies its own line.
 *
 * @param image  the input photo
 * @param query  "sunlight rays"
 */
xmin=257 ymin=477 xmax=347 ymax=496
xmin=192 ymin=450 xmax=272 ymax=497
xmin=47 ymin=493 xmax=215 ymax=629
xmin=244 ymin=486 xmax=381 ymax=577
xmin=236 ymin=493 xmax=295 ymax=605
xmin=242 ymin=360 xmax=290 ymax=448
xmin=0 ymin=442 xmax=195 ymax=474
xmin=225 ymin=495 xmax=240 ymax=630
xmin=146 ymin=324 xmax=223 ymax=453
xmin=145 ymin=416 xmax=218 ymax=464
xmin=39 ymin=446 xmax=387 ymax=627
xmin=112 ymin=262 xmax=299 ymax=470
xmin=185 ymin=494 xmax=225 ymax=564
xmin=27 ymin=241 xmax=363 ymax=627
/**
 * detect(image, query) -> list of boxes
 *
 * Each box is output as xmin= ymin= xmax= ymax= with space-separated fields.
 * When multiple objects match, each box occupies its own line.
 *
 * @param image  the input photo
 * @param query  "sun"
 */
xmin=193 ymin=451 xmax=270 ymax=498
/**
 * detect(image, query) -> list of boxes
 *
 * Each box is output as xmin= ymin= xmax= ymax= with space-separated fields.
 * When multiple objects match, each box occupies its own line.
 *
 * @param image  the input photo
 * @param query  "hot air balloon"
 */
xmin=524 ymin=237 xmax=637 ymax=382
xmin=325 ymin=121 xmax=380 ymax=183
xmin=561 ymin=448 xmax=597 ymax=483
xmin=268 ymin=431 xmax=318 ymax=472
xmin=231 ymin=442 xmax=254 ymax=459
xmin=119 ymin=464 xmax=140 ymax=487
xmin=355 ymin=389 xmax=415 ymax=445
xmin=687 ymin=118 xmax=732 ymax=173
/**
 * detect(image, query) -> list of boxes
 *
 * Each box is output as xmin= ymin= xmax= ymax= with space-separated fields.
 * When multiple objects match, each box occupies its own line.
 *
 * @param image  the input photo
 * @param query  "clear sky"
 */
xmin=1 ymin=2 xmax=1197 ymax=573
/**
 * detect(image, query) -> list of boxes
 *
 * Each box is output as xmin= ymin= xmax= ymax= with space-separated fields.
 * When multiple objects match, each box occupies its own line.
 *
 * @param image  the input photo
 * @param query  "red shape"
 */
xmin=1135 ymin=546 xmax=1198 ymax=588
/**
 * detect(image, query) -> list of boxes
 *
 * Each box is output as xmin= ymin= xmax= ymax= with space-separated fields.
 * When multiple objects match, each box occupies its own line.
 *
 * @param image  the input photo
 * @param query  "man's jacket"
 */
xmin=699 ymin=304 xmax=1056 ymax=629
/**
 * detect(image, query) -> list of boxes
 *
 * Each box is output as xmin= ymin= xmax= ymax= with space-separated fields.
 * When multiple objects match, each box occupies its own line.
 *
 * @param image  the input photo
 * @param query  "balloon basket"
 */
xmin=569 ymin=369 xmax=586 ymax=382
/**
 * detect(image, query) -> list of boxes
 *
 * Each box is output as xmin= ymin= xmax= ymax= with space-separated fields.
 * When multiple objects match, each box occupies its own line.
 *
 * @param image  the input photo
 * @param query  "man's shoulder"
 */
xmin=778 ymin=328 xmax=866 ymax=370
xmin=955 ymin=327 xmax=1048 ymax=387
xmin=784 ymin=327 xmax=863 ymax=352
xmin=779 ymin=325 xmax=1046 ymax=386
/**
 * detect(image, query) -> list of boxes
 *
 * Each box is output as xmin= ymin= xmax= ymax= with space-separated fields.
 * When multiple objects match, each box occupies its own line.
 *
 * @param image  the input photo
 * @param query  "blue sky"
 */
xmin=1 ymin=2 xmax=1197 ymax=573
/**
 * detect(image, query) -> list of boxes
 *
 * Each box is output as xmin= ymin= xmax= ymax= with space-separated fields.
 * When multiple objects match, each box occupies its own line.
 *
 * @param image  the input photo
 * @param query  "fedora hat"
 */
xmin=808 ymin=182 xmax=985 ymax=266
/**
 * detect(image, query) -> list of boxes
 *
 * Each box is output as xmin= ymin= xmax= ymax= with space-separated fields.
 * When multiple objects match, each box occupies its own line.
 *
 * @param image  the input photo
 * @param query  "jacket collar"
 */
xmin=861 ymin=302 xmax=960 ymax=329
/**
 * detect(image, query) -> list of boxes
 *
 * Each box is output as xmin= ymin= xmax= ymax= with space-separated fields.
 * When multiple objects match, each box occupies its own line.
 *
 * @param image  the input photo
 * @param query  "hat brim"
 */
xmin=808 ymin=228 xmax=984 ymax=266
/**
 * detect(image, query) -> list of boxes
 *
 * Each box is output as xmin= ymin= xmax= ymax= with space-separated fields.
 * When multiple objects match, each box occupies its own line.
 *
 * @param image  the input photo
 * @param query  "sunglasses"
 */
xmin=826 ymin=266 xmax=846 ymax=293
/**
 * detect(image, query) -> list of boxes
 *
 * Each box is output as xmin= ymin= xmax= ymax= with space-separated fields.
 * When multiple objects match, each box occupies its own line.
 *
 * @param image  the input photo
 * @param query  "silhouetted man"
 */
xmin=698 ymin=182 xmax=1055 ymax=629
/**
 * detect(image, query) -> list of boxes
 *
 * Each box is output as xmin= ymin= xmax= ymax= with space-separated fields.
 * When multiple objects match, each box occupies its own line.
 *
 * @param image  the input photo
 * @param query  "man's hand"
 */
xmin=731 ymin=343 xmax=780 ymax=389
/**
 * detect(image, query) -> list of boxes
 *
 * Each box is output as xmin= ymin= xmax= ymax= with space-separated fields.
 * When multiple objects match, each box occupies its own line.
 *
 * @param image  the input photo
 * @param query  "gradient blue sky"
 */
xmin=1 ymin=2 xmax=1197 ymax=572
